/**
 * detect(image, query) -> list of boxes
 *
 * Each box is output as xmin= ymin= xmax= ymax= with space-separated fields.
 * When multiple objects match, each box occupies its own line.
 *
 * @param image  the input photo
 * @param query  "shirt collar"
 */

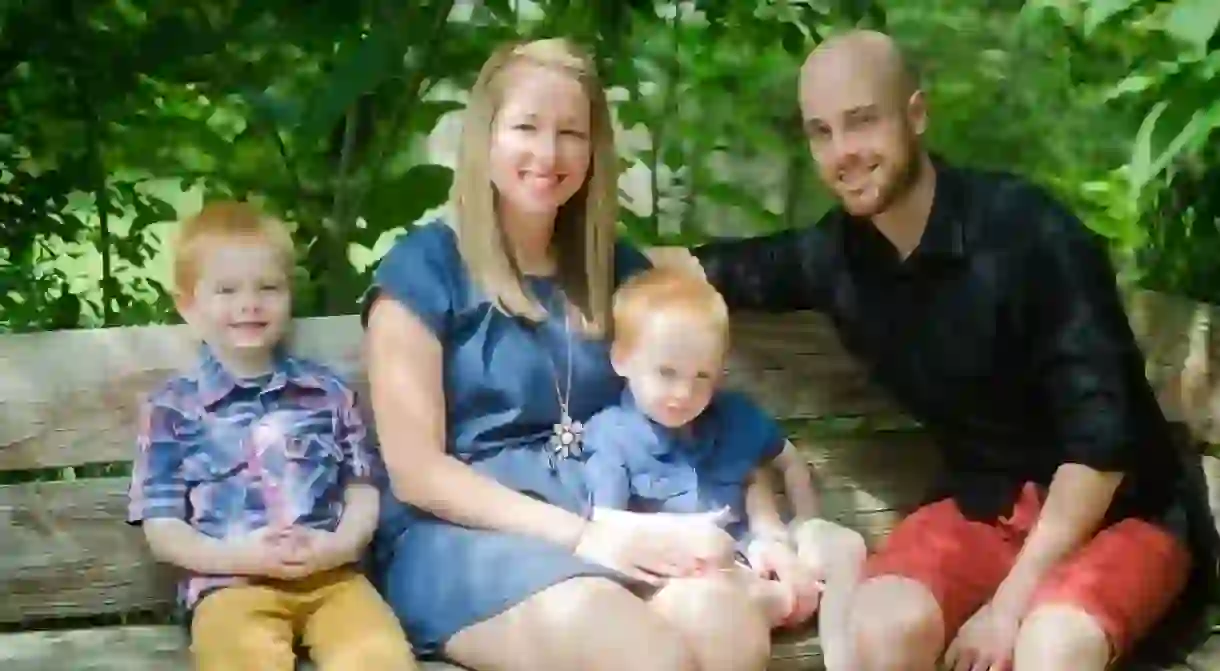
xmin=195 ymin=342 xmax=314 ymax=408
xmin=619 ymin=387 xmax=720 ymax=456
xmin=843 ymin=154 xmax=969 ymax=269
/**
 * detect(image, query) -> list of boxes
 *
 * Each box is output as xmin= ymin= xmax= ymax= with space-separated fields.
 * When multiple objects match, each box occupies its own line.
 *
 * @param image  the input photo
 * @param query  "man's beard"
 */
xmin=845 ymin=137 xmax=924 ymax=218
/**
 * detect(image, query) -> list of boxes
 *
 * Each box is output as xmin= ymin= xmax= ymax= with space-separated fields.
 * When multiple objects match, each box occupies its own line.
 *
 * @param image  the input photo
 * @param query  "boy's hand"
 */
xmin=273 ymin=527 xmax=353 ymax=579
xmin=747 ymin=538 xmax=822 ymax=626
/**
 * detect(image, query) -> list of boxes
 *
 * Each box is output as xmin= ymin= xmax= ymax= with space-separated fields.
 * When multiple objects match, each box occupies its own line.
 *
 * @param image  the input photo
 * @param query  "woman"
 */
xmin=362 ymin=39 xmax=773 ymax=671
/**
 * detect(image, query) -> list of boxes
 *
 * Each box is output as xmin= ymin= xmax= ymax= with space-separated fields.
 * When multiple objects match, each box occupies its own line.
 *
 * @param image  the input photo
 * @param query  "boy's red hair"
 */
xmin=611 ymin=266 xmax=730 ymax=354
xmin=171 ymin=201 xmax=295 ymax=297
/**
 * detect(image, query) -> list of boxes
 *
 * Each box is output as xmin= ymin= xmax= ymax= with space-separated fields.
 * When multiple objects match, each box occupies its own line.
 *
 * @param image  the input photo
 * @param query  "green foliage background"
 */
xmin=3 ymin=0 xmax=1218 ymax=334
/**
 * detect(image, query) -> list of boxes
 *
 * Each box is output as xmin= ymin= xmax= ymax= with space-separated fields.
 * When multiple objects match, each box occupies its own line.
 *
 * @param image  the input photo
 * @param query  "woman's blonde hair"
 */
xmin=450 ymin=38 xmax=618 ymax=336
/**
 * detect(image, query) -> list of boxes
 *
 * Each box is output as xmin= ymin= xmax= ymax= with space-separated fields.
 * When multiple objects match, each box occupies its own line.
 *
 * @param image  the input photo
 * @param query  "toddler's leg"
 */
xmin=721 ymin=563 xmax=795 ymax=629
xmin=302 ymin=571 xmax=418 ymax=671
xmin=792 ymin=519 xmax=867 ymax=671
xmin=190 ymin=585 xmax=297 ymax=671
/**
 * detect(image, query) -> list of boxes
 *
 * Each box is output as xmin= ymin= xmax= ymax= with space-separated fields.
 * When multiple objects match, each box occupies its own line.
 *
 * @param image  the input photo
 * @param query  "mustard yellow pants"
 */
xmin=190 ymin=568 xmax=417 ymax=671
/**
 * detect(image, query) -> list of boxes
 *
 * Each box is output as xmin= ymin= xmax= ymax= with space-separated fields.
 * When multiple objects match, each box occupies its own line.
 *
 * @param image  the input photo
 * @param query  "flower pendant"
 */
xmin=550 ymin=414 xmax=584 ymax=461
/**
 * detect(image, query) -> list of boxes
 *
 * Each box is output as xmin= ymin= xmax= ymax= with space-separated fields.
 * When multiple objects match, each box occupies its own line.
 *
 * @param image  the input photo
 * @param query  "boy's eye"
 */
xmin=658 ymin=366 xmax=677 ymax=378
xmin=216 ymin=286 xmax=236 ymax=294
xmin=260 ymin=284 xmax=281 ymax=292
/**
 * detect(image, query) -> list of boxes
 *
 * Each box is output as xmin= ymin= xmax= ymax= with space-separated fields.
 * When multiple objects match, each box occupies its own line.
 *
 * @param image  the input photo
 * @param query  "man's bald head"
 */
xmin=796 ymin=30 xmax=929 ymax=219
xmin=801 ymin=30 xmax=919 ymax=105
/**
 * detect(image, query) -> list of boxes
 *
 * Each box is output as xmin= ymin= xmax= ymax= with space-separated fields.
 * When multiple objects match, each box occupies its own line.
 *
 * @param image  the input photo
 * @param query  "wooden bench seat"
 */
xmin=2 ymin=289 xmax=1219 ymax=669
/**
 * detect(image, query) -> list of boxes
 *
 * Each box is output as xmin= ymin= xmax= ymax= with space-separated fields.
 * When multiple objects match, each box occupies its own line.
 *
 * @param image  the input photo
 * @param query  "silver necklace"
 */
xmin=547 ymin=295 xmax=583 ymax=464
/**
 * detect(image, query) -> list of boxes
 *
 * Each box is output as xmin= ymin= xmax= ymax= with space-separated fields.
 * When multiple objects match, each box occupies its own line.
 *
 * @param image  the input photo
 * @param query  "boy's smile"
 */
xmin=179 ymin=238 xmax=292 ymax=373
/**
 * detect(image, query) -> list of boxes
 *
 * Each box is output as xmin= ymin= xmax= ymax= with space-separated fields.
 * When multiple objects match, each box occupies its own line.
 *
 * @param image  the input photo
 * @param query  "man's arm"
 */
xmin=989 ymin=191 xmax=1138 ymax=616
xmin=650 ymin=219 xmax=838 ymax=312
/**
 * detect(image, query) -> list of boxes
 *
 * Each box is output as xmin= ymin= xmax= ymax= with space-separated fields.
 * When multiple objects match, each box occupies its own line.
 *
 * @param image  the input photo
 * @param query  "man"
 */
xmin=658 ymin=30 xmax=1216 ymax=671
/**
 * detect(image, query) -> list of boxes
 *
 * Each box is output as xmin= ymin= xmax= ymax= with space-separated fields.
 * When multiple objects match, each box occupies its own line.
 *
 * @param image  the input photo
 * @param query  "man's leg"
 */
xmin=850 ymin=499 xmax=1019 ymax=671
xmin=1014 ymin=518 xmax=1192 ymax=671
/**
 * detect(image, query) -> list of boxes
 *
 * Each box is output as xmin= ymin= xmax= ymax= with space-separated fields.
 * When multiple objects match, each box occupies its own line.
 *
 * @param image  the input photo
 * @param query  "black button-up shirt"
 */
xmin=693 ymin=158 xmax=1212 ymax=553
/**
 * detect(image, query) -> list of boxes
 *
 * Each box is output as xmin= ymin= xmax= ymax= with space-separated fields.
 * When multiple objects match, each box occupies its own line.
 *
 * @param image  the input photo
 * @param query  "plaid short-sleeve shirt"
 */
xmin=126 ymin=345 xmax=378 ymax=609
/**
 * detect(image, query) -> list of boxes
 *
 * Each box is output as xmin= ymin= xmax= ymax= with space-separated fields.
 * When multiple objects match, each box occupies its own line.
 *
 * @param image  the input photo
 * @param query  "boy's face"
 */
xmin=613 ymin=312 xmax=726 ymax=429
xmin=178 ymin=237 xmax=292 ymax=360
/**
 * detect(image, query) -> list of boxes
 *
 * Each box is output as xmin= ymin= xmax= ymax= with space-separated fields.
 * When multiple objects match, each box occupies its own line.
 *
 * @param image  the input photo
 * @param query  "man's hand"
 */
xmin=748 ymin=537 xmax=822 ymax=625
xmin=944 ymin=602 xmax=1020 ymax=671
xmin=644 ymin=246 xmax=706 ymax=279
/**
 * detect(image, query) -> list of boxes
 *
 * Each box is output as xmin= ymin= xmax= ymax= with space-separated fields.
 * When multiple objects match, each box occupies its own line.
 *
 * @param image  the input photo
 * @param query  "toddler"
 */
xmin=578 ymin=266 xmax=866 ymax=671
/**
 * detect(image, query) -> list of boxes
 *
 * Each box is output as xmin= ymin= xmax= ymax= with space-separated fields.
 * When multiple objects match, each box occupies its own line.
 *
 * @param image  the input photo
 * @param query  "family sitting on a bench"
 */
xmin=124 ymin=30 xmax=1219 ymax=671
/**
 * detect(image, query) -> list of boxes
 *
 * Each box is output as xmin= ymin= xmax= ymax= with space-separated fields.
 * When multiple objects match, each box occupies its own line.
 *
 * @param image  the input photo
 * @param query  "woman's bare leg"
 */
xmin=649 ymin=573 xmax=773 ymax=671
xmin=444 ymin=577 xmax=697 ymax=671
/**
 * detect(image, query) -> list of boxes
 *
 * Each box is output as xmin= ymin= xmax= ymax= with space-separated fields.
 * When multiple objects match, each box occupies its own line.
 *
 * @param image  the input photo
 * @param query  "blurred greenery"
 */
xmin=4 ymin=0 xmax=1217 ymax=334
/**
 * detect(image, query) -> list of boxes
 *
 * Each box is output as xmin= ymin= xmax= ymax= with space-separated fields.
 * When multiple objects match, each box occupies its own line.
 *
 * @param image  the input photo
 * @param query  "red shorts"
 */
xmin=862 ymin=482 xmax=1192 ymax=655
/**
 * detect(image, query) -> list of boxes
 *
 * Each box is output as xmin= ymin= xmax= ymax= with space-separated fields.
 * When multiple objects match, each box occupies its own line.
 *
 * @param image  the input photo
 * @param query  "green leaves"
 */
xmin=1163 ymin=0 xmax=1220 ymax=53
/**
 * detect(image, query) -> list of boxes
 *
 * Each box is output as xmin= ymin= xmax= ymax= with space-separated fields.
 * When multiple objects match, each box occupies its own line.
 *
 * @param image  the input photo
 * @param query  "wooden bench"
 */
xmin=2 ymin=289 xmax=1220 ymax=670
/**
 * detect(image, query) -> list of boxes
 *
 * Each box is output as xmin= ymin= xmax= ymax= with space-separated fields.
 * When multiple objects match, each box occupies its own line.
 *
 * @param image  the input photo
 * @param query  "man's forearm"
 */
xmin=991 ymin=463 xmax=1122 ymax=613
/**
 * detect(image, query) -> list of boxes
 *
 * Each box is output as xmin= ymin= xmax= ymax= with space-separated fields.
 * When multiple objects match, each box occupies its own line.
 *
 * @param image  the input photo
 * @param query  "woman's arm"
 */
xmin=365 ymin=295 xmax=587 ymax=549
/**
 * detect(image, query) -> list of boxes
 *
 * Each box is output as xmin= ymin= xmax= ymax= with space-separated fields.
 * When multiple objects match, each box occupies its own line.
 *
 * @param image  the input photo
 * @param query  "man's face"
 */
xmin=799 ymin=60 xmax=926 ymax=218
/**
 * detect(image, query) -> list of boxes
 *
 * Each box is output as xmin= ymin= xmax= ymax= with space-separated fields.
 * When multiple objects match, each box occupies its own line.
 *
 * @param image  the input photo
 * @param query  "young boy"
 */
xmin=125 ymin=202 xmax=416 ymax=671
xmin=578 ymin=266 xmax=866 ymax=671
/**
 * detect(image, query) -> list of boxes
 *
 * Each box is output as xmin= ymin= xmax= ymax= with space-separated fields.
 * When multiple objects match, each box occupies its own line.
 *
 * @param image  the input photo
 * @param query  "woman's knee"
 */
xmin=650 ymin=575 xmax=772 ymax=669
xmin=446 ymin=577 xmax=697 ymax=671
xmin=850 ymin=576 xmax=944 ymax=661
xmin=1014 ymin=605 xmax=1110 ymax=671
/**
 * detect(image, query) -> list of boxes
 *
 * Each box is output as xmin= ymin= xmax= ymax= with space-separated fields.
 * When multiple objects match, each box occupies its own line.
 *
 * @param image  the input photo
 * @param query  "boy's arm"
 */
xmin=772 ymin=440 xmax=821 ymax=521
xmin=143 ymin=520 xmax=272 ymax=576
xmin=311 ymin=482 xmax=380 ymax=568
xmin=582 ymin=415 xmax=633 ymax=517
xmin=744 ymin=466 xmax=791 ymax=544
xmin=129 ymin=397 xmax=268 ymax=575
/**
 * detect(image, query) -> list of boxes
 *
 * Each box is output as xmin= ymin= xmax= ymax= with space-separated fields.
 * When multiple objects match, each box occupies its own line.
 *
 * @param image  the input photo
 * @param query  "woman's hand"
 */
xmin=575 ymin=511 xmax=733 ymax=583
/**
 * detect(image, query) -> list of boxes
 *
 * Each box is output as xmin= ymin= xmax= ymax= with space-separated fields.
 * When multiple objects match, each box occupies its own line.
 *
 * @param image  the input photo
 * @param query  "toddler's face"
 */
xmin=181 ymin=238 xmax=292 ymax=358
xmin=615 ymin=312 xmax=725 ymax=429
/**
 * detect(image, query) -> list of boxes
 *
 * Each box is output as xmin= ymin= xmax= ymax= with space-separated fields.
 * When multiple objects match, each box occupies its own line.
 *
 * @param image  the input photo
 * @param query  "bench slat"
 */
xmin=0 ymin=624 xmax=466 ymax=671
xmin=0 ymin=478 xmax=175 ymax=623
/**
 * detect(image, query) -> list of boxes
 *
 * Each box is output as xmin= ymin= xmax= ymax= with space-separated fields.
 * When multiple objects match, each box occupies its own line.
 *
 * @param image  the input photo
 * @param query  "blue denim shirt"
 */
xmin=578 ymin=389 xmax=785 ymax=544
xmin=126 ymin=344 xmax=378 ymax=608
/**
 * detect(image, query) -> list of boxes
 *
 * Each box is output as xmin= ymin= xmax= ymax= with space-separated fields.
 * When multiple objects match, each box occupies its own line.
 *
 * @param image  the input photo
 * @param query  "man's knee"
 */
xmin=850 ymin=576 xmax=944 ymax=658
xmin=1015 ymin=605 xmax=1110 ymax=670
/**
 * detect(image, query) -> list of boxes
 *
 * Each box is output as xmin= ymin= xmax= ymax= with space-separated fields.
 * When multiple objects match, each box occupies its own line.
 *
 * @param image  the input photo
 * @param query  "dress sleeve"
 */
xmin=1019 ymin=189 xmax=1142 ymax=473
xmin=691 ymin=218 xmax=838 ymax=313
xmin=360 ymin=222 xmax=457 ymax=337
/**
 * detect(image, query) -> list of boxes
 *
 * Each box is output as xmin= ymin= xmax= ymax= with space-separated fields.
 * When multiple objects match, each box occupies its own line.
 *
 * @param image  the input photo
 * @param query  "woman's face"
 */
xmin=489 ymin=64 xmax=592 ymax=221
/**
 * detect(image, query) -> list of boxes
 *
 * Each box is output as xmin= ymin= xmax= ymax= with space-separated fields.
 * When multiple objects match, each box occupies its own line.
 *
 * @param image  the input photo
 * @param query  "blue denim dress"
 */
xmin=362 ymin=221 xmax=650 ymax=656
